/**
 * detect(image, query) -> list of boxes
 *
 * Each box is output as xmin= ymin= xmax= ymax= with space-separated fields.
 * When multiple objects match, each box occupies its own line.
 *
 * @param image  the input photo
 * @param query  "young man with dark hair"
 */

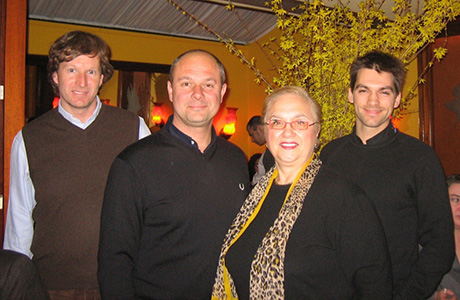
xmin=321 ymin=50 xmax=454 ymax=300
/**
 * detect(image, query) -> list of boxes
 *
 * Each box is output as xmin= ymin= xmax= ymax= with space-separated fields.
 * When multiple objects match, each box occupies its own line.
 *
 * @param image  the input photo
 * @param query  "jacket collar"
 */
xmin=351 ymin=122 xmax=399 ymax=146
xmin=165 ymin=115 xmax=218 ymax=153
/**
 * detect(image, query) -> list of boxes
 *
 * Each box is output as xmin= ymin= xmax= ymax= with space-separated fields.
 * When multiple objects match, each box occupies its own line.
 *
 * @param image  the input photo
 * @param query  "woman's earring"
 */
xmin=314 ymin=140 xmax=320 ymax=150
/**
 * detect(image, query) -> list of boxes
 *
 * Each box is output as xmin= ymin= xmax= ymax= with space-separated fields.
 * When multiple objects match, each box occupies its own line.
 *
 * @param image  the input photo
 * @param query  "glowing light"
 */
xmin=52 ymin=97 xmax=59 ymax=109
xmin=151 ymin=103 xmax=164 ymax=126
xmin=222 ymin=107 xmax=238 ymax=136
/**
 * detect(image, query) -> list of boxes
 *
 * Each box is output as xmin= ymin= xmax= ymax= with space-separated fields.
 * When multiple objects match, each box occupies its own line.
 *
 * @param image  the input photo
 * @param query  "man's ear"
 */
xmin=394 ymin=92 xmax=402 ymax=108
xmin=220 ymin=83 xmax=227 ymax=104
xmin=348 ymin=88 xmax=354 ymax=104
xmin=99 ymin=75 xmax=104 ymax=88
xmin=52 ymin=72 xmax=59 ymax=85
xmin=167 ymin=81 xmax=173 ymax=103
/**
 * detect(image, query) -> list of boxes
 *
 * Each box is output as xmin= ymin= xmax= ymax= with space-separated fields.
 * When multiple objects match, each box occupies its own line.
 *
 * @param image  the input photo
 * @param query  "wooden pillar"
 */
xmin=2 ymin=0 xmax=27 ymax=241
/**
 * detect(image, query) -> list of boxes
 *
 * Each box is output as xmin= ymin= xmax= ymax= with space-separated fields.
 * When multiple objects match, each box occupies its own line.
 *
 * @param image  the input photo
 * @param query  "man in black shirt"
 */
xmin=98 ymin=50 xmax=250 ymax=299
xmin=321 ymin=50 xmax=454 ymax=300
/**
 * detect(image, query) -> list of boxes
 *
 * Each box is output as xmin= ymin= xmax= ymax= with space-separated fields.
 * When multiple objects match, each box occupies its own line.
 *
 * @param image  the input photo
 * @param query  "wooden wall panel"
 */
xmin=2 ymin=0 xmax=27 ymax=242
xmin=418 ymin=20 xmax=460 ymax=176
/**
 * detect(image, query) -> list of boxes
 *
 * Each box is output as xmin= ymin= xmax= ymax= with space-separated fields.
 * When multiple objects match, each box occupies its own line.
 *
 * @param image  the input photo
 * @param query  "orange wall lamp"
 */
xmin=151 ymin=102 xmax=164 ymax=128
xmin=52 ymin=97 xmax=59 ymax=109
xmin=220 ymin=107 xmax=238 ymax=140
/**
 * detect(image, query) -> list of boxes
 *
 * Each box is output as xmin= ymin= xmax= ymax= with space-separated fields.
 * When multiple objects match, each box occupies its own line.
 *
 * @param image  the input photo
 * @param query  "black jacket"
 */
xmin=321 ymin=123 xmax=455 ymax=300
xmin=98 ymin=118 xmax=250 ymax=300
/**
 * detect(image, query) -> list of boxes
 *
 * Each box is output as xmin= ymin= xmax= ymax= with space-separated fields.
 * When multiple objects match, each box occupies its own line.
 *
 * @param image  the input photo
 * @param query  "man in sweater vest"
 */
xmin=3 ymin=31 xmax=150 ymax=299
xmin=98 ymin=50 xmax=250 ymax=299
xmin=321 ymin=50 xmax=454 ymax=299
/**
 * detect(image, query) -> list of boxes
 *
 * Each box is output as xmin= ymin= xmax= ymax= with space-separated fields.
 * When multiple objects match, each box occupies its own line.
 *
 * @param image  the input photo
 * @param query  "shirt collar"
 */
xmin=57 ymin=96 xmax=102 ymax=130
xmin=165 ymin=115 xmax=218 ymax=153
xmin=352 ymin=122 xmax=399 ymax=146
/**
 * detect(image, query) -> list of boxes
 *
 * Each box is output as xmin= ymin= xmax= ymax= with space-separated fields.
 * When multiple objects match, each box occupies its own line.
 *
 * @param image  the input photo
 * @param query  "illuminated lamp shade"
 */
xmin=151 ymin=103 xmax=164 ymax=127
xmin=52 ymin=97 xmax=59 ymax=109
xmin=222 ymin=107 xmax=238 ymax=138
xmin=100 ymin=98 xmax=111 ymax=105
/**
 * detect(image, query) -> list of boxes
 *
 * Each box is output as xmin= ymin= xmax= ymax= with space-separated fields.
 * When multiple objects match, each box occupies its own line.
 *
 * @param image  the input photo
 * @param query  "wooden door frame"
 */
xmin=0 ymin=0 xmax=5 ymax=241
xmin=2 ymin=0 xmax=27 ymax=242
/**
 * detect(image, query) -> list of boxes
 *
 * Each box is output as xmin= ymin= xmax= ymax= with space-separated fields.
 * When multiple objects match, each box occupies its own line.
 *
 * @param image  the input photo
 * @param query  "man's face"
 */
xmin=247 ymin=125 xmax=266 ymax=146
xmin=52 ymin=54 xmax=103 ymax=121
xmin=167 ymin=52 xmax=227 ymax=132
xmin=449 ymin=183 xmax=460 ymax=230
xmin=349 ymin=68 xmax=401 ymax=138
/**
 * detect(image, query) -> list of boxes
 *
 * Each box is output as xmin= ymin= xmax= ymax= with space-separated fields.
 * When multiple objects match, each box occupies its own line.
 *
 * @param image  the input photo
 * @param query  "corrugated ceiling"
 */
xmin=28 ymin=0 xmax=282 ymax=45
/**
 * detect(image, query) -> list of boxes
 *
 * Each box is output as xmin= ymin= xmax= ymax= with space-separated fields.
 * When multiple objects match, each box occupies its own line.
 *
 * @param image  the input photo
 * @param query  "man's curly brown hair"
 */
xmin=47 ymin=31 xmax=114 ymax=95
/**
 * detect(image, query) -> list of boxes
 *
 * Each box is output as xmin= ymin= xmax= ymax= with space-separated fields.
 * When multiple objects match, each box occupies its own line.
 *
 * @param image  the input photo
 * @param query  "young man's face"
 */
xmin=349 ymin=68 xmax=401 ymax=138
xmin=52 ymin=54 xmax=103 ymax=121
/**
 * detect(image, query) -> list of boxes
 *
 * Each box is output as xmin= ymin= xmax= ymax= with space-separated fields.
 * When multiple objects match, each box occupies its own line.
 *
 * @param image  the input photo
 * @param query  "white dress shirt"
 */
xmin=251 ymin=150 xmax=267 ymax=186
xmin=3 ymin=98 xmax=150 ymax=257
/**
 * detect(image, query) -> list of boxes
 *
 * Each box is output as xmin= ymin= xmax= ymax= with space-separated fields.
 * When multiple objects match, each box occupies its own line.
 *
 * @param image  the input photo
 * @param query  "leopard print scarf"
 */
xmin=212 ymin=156 xmax=322 ymax=300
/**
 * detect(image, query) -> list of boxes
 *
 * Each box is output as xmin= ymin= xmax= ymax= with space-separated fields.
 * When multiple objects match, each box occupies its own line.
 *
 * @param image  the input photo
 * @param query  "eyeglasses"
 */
xmin=265 ymin=119 xmax=318 ymax=130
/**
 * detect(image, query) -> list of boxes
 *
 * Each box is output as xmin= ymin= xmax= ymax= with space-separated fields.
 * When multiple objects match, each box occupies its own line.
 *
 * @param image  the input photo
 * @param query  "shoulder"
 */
xmin=396 ymin=132 xmax=433 ymax=151
xmin=22 ymin=109 xmax=61 ymax=139
xmin=320 ymin=134 xmax=352 ymax=160
xmin=116 ymin=129 xmax=178 ymax=161
xmin=23 ymin=109 xmax=59 ymax=128
xmin=100 ymin=104 xmax=139 ymax=122
xmin=216 ymin=137 xmax=247 ymax=159
xmin=324 ymin=134 xmax=351 ymax=148
xmin=394 ymin=132 xmax=441 ymax=163
xmin=312 ymin=165 xmax=377 ymax=214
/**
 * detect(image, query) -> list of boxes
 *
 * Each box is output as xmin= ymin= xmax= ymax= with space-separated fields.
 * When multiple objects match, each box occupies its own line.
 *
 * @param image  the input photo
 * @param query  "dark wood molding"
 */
xmin=111 ymin=60 xmax=170 ymax=73
xmin=417 ymin=44 xmax=435 ymax=147
xmin=438 ymin=17 xmax=460 ymax=37
xmin=0 ymin=0 xmax=5 ymax=244
xmin=27 ymin=54 xmax=170 ymax=74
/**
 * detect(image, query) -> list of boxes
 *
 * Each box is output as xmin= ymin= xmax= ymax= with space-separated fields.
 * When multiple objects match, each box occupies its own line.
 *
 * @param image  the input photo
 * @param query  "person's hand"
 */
xmin=434 ymin=288 xmax=457 ymax=300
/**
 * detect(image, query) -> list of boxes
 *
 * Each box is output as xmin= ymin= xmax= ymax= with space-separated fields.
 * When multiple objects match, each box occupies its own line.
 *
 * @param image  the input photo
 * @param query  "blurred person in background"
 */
xmin=429 ymin=174 xmax=460 ymax=300
xmin=247 ymin=115 xmax=275 ymax=185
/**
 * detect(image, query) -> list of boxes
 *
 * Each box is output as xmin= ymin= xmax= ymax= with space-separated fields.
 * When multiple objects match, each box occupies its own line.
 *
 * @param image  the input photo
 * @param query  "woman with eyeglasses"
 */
xmin=212 ymin=86 xmax=392 ymax=300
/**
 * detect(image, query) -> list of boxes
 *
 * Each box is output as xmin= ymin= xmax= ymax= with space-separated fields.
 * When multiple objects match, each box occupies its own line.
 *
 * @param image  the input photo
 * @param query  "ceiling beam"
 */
xmin=196 ymin=0 xmax=300 ymax=14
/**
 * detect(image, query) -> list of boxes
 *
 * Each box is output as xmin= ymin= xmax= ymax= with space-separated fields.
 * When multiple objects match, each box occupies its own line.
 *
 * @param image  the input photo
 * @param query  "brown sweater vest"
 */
xmin=22 ymin=105 xmax=139 ymax=290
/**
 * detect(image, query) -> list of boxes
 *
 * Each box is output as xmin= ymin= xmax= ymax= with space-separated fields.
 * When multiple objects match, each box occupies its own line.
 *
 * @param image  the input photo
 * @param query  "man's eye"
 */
xmin=69 ymin=68 xmax=75 ymax=73
xmin=451 ymin=197 xmax=460 ymax=202
xmin=272 ymin=119 xmax=282 ymax=125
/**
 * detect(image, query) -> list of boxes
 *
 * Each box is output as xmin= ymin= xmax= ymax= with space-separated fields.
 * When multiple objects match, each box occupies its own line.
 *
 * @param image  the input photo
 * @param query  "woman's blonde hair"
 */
xmin=262 ymin=86 xmax=322 ymax=131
